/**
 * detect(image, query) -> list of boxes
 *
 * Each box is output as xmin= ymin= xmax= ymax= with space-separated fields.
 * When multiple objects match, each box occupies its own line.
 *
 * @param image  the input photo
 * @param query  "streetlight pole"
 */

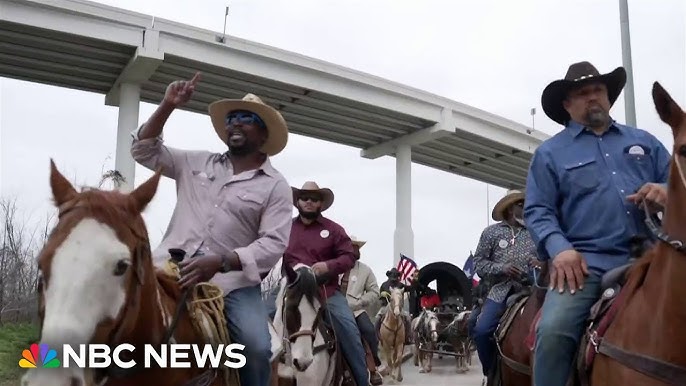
xmin=619 ymin=0 xmax=637 ymax=126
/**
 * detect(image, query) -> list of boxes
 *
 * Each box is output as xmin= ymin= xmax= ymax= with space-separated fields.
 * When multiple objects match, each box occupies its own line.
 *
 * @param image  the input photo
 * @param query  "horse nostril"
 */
xmin=292 ymin=358 xmax=300 ymax=370
xmin=70 ymin=377 xmax=83 ymax=386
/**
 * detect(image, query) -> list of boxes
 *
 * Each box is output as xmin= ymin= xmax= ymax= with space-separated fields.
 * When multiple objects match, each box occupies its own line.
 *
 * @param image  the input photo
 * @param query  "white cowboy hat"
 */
xmin=208 ymin=93 xmax=288 ymax=156
xmin=291 ymin=181 xmax=335 ymax=212
xmin=492 ymin=189 xmax=525 ymax=221
xmin=350 ymin=235 xmax=366 ymax=248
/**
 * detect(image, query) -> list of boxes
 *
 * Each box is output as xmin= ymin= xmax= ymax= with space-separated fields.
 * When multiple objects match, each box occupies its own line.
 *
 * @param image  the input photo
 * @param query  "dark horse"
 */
xmin=490 ymin=82 xmax=686 ymax=386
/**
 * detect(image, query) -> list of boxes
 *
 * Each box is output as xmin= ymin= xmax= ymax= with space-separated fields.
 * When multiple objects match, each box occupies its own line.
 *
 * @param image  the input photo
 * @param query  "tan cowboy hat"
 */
xmin=492 ymin=189 xmax=525 ymax=221
xmin=541 ymin=61 xmax=626 ymax=125
xmin=208 ymin=93 xmax=288 ymax=156
xmin=350 ymin=235 xmax=366 ymax=248
xmin=292 ymin=181 xmax=335 ymax=211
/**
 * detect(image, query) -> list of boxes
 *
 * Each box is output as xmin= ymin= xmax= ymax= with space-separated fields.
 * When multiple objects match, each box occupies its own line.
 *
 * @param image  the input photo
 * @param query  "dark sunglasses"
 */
xmin=299 ymin=196 xmax=321 ymax=203
xmin=225 ymin=111 xmax=266 ymax=128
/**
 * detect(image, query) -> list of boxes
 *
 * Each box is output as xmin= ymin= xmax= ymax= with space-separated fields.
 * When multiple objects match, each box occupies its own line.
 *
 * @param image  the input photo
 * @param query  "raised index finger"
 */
xmin=189 ymin=72 xmax=201 ymax=86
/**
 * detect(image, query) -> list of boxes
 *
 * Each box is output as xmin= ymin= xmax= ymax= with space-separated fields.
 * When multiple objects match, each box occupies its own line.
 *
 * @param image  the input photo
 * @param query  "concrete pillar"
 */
xmin=393 ymin=144 xmax=414 ymax=267
xmin=114 ymin=82 xmax=141 ymax=192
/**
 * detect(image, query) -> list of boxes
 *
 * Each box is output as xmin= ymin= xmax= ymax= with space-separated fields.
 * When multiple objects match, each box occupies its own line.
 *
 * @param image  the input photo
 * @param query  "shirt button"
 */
xmin=214 ymin=204 xmax=218 ymax=208
xmin=605 ymin=153 xmax=609 ymax=157
xmin=626 ymin=211 xmax=630 ymax=215
xmin=612 ymin=171 xmax=616 ymax=175
xmin=620 ymin=189 xmax=625 ymax=193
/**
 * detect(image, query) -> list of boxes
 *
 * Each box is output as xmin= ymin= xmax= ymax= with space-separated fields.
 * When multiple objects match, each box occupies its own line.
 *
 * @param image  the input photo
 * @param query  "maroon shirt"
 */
xmin=283 ymin=215 xmax=356 ymax=298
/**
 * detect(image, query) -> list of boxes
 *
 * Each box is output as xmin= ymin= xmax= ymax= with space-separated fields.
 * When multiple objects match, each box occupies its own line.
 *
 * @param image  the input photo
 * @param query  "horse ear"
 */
xmin=283 ymin=263 xmax=298 ymax=285
xmin=130 ymin=168 xmax=162 ymax=213
xmin=652 ymin=81 xmax=684 ymax=135
xmin=49 ymin=159 xmax=77 ymax=206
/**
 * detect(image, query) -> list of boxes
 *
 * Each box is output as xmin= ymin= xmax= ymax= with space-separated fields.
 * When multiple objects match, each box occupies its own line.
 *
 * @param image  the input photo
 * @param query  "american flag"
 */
xmin=397 ymin=254 xmax=418 ymax=285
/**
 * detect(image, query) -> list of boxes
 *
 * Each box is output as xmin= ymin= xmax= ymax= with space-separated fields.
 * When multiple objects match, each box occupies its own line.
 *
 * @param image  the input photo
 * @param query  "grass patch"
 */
xmin=0 ymin=322 xmax=39 ymax=383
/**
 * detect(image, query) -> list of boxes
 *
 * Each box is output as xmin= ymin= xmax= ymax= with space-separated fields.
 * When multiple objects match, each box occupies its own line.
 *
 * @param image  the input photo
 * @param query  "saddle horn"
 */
xmin=168 ymin=248 xmax=187 ymax=264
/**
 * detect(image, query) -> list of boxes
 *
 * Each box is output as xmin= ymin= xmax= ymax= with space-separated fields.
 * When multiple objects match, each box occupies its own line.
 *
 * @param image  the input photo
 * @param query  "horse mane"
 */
xmin=287 ymin=266 xmax=320 ymax=306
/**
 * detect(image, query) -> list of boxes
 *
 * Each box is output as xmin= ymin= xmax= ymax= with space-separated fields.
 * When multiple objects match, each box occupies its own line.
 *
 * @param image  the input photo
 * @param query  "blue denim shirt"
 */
xmin=524 ymin=120 xmax=671 ymax=276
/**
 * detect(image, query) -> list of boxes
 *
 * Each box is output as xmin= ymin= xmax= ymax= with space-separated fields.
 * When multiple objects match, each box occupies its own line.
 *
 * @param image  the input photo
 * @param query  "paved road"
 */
xmin=379 ymin=350 xmax=484 ymax=386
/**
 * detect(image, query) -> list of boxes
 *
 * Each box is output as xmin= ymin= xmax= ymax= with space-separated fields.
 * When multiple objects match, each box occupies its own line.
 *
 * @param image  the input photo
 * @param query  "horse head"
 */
xmin=22 ymin=160 xmax=162 ymax=386
xmin=423 ymin=310 xmax=439 ymax=342
xmin=389 ymin=286 xmax=404 ymax=317
xmin=281 ymin=263 xmax=323 ymax=372
xmin=652 ymin=81 xmax=686 ymax=242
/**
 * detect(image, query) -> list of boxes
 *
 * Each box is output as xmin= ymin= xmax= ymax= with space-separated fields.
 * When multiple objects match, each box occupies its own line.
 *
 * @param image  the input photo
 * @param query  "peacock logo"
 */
xmin=19 ymin=343 xmax=61 ymax=368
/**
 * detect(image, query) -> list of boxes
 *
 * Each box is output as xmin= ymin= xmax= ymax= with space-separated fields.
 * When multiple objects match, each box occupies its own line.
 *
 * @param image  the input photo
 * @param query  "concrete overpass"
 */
xmin=0 ymin=0 xmax=550 ymax=265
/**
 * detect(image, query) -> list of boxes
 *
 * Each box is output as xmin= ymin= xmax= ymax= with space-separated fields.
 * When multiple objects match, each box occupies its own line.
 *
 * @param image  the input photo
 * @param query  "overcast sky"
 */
xmin=1 ymin=0 xmax=684 ymax=286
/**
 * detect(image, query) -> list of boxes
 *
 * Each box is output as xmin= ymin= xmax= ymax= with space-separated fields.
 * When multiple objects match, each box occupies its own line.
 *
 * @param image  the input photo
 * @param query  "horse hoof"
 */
xmin=419 ymin=369 xmax=426 ymax=373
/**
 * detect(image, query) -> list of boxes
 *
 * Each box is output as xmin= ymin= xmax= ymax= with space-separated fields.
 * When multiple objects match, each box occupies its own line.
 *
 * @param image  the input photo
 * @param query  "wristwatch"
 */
xmin=219 ymin=255 xmax=231 ymax=273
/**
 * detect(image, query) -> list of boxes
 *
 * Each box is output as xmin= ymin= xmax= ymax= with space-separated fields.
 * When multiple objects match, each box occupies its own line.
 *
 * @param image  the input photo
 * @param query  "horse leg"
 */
xmin=396 ymin=342 xmax=404 ymax=382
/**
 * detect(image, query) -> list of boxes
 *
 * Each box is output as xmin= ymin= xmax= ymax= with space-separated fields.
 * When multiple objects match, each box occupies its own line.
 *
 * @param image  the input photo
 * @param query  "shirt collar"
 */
xmin=218 ymin=152 xmax=278 ymax=177
xmin=566 ymin=119 xmax=623 ymax=138
xmin=295 ymin=214 xmax=325 ymax=225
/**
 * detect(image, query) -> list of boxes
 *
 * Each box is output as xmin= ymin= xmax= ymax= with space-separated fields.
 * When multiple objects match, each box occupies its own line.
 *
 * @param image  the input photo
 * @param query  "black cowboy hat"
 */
xmin=541 ymin=61 xmax=627 ymax=125
xmin=386 ymin=268 xmax=400 ymax=278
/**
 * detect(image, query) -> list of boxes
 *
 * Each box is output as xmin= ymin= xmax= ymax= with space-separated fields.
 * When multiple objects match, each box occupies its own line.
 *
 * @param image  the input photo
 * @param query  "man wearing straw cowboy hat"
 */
xmin=524 ymin=61 xmax=670 ymax=386
xmin=472 ymin=189 xmax=537 ymax=385
xmin=283 ymin=181 xmax=370 ymax=386
xmin=341 ymin=235 xmax=383 ymax=385
xmin=130 ymin=72 xmax=294 ymax=386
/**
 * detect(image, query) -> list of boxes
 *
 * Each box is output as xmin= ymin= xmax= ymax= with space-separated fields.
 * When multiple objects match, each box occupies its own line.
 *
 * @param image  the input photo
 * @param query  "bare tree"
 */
xmin=0 ymin=197 xmax=54 ymax=324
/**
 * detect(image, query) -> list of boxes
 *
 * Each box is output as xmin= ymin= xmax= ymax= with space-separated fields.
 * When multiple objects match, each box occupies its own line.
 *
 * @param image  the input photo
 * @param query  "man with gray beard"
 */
xmin=525 ymin=61 xmax=669 ymax=386
xmin=472 ymin=189 xmax=538 ymax=385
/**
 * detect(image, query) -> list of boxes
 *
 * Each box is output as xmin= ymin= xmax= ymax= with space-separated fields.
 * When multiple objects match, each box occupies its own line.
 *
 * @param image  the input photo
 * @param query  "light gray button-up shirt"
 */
xmin=130 ymin=128 xmax=293 ymax=295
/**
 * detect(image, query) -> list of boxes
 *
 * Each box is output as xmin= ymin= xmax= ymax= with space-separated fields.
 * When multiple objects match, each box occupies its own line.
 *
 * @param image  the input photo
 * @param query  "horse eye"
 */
xmin=113 ymin=259 xmax=130 ymax=276
xmin=679 ymin=144 xmax=686 ymax=157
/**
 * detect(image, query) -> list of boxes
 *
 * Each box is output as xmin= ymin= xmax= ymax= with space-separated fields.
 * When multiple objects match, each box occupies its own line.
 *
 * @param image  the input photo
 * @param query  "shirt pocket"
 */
xmin=563 ymin=158 xmax=601 ymax=193
xmin=623 ymin=153 xmax=654 ymax=182
xmin=218 ymin=188 xmax=266 ymax=227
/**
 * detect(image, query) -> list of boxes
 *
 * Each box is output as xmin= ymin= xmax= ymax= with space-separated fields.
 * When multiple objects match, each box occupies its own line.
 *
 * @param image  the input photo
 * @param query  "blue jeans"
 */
xmin=534 ymin=275 xmax=602 ymax=386
xmin=468 ymin=304 xmax=481 ymax=338
xmin=224 ymin=285 xmax=272 ymax=386
xmin=473 ymin=299 xmax=508 ymax=376
xmin=326 ymin=291 xmax=369 ymax=386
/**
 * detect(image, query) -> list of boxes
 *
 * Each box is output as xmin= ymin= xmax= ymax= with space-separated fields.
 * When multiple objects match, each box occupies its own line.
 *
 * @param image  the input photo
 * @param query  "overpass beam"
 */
xmin=394 ymin=144 xmax=414 ymax=267
xmin=361 ymin=107 xmax=454 ymax=160
xmin=114 ymin=82 xmax=140 ymax=192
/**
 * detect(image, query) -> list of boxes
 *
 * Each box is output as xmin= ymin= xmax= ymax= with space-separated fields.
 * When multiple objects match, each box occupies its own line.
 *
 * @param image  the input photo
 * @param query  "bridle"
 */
xmin=280 ymin=270 xmax=335 ymax=368
xmin=45 ymin=198 xmax=196 ymax=385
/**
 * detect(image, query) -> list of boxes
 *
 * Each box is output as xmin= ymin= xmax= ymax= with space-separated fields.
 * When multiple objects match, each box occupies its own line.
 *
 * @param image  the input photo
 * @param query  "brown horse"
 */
xmin=491 ymin=275 xmax=547 ymax=386
xmin=589 ymin=82 xmax=686 ymax=385
xmin=21 ymin=161 xmax=224 ymax=386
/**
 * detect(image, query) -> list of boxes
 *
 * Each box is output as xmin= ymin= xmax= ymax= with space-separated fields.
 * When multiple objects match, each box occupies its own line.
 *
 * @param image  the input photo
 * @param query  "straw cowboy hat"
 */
xmin=291 ymin=181 xmax=335 ymax=211
xmin=350 ymin=235 xmax=367 ymax=248
xmin=492 ymin=189 xmax=525 ymax=222
xmin=208 ymin=93 xmax=289 ymax=156
xmin=541 ymin=61 xmax=627 ymax=125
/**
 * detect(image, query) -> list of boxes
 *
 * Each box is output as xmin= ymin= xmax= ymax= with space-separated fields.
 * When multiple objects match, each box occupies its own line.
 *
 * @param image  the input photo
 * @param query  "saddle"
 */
xmin=512 ymin=262 xmax=635 ymax=384
xmin=162 ymin=258 xmax=241 ymax=386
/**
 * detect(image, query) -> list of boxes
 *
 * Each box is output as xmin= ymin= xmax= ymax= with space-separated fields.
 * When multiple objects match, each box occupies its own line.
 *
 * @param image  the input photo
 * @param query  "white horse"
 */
xmin=412 ymin=309 xmax=439 ymax=373
xmin=270 ymin=263 xmax=338 ymax=386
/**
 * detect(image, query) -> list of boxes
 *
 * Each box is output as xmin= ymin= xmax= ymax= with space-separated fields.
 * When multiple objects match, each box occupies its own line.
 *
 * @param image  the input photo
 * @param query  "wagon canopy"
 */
xmin=417 ymin=261 xmax=473 ymax=308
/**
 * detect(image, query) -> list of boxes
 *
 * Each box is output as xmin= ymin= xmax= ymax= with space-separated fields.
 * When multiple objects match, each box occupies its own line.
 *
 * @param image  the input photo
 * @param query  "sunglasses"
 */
xmin=299 ymin=196 xmax=321 ymax=203
xmin=225 ymin=111 xmax=266 ymax=128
